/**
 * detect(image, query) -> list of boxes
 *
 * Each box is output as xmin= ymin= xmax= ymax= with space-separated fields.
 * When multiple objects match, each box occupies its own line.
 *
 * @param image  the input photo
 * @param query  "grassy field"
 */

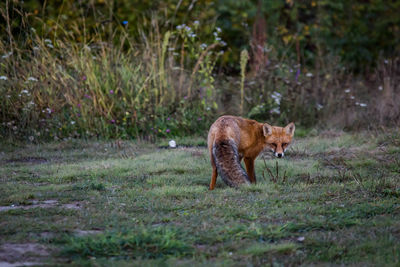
xmin=0 ymin=130 xmax=399 ymax=266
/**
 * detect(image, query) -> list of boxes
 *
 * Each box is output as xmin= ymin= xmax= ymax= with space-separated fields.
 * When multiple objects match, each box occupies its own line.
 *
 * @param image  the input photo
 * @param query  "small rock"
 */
xmin=169 ymin=140 xmax=176 ymax=148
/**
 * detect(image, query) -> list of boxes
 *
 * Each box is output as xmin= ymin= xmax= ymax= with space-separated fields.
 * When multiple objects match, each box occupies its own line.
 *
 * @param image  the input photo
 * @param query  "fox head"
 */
xmin=263 ymin=122 xmax=295 ymax=158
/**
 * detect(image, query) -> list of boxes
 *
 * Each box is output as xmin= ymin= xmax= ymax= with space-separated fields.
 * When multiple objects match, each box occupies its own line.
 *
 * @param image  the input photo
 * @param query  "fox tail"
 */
xmin=212 ymin=139 xmax=250 ymax=188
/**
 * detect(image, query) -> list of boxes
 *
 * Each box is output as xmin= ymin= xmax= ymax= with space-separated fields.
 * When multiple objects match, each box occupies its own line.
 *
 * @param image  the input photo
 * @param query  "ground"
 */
xmin=0 ymin=130 xmax=399 ymax=266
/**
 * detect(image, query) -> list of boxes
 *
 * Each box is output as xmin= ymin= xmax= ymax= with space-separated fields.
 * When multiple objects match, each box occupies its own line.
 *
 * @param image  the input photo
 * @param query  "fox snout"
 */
xmin=275 ymin=152 xmax=284 ymax=158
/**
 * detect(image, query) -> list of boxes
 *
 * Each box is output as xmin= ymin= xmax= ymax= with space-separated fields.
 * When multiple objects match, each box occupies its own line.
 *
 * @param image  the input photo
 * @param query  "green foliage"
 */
xmin=63 ymin=228 xmax=192 ymax=259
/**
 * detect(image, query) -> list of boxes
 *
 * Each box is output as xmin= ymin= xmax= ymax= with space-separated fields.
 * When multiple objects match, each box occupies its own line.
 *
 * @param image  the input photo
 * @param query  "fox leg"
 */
xmin=244 ymin=157 xmax=256 ymax=184
xmin=209 ymin=154 xmax=218 ymax=190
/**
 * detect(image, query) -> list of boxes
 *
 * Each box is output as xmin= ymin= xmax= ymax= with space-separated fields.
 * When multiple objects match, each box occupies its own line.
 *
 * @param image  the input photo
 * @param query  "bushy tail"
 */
xmin=212 ymin=139 xmax=250 ymax=188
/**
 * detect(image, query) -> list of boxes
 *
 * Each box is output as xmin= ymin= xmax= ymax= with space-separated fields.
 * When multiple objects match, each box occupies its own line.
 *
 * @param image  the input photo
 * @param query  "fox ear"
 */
xmin=284 ymin=122 xmax=295 ymax=136
xmin=263 ymin=123 xmax=273 ymax=136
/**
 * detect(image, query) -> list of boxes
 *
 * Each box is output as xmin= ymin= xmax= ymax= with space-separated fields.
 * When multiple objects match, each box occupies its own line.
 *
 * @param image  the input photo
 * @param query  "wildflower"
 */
xmin=270 ymin=107 xmax=280 ymax=114
xmin=193 ymin=20 xmax=200 ymax=26
xmin=271 ymin=91 xmax=282 ymax=105
xmin=84 ymin=94 xmax=91 ymax=99
xmin=185 ymin=26 xmax=191 ymax=32
xmin=21 ymin=90 xmax=29 ymax=94
xmin=344 ymin=89 xmax=351 ymax=93
xmin=220 ymin=41 xmax=227 ymax=46
xmin=184 ymin=96 xmax=188 ymax=100
xmin=167 ymin=117 xmax=170 ymax=121
xmin=197 ymin=117 xmax=202 ymax=121
xmin=122 ymin=20 xmax=128 ymax=25
xmin=200 ymin=43 xmax=207 ymax=50
xmin=33 ymin=46 xmax=39 ymax=50
xmin=29 ymin=136 xmax=34 ymax=141
xmin=218 ymin=50 xmax=224 ymax=55
xmin=295 ymin=68 xmax=301 ymax=82
xmin=2 ymin=51 xmax=12 ymax=59
xmin=71 ymin=121 xmax=76 ymax=125
xmin=215 ymin=37 xmax=221 ymax=41
xmin=176 ymin=25 xmax=183 ymax=30
xmin=0 ymin=76 xmax=8 ymax=80
xmin=28 ymin=101 xmax=35 ymax=106
xmin=109 ymin=90 xmax=114 ymax=94
xmin=378 ymin=86 xmax=383 ymax=91
xmin=168 ymin=47 xmax=175 ymax=51
xmin=44 ymin=39 xmax=52 ymax=43
xmin=27 ymin=77 xmax=38 ymax=82
xmin=188 ymin=33 xmax=196 ymax=38
xmin=306 ymin=72 xmax=313 ymax=77
xmin=316 ymin=103 xmax=323 ymax=110
xmin=169 ymin=140 xmax=176 ymax=148
xmin=216 ymin=27 xmax=222 ymax=33
xmin=47 ymin=44 xmax=54 ymax=48
xmin=166 ymin=129 xmax=171 ymax=133
xmin=384 ymin=59 xmax=389 ymax=64
xmin=110 ymin=119 xmax=115 ymax=124
xmin=359 ymin=103 xmax=367 ymax=107
xmin=82 ymin=75 xmax=87 ymax=81
xmin=350 ymin=96 xmax=355 ymax=99
xmin=77 ymin=103 xmax=81 ymax=108
xmin=46 ymin=108 xmax=52 ymax=114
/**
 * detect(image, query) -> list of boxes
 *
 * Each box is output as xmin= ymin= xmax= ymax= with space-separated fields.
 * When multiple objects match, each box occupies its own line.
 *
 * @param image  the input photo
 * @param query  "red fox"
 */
xmin=208 ymin=115 xmax=295 ymax=189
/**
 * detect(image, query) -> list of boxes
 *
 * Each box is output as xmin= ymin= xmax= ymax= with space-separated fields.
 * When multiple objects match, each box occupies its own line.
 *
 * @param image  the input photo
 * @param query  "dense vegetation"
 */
xmin=1 ymin=0 xmax=399 ymax=140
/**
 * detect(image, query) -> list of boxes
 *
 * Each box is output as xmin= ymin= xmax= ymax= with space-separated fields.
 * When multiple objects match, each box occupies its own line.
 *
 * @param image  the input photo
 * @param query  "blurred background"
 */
xmin=1 ymin=0 xmax=399 ymax=141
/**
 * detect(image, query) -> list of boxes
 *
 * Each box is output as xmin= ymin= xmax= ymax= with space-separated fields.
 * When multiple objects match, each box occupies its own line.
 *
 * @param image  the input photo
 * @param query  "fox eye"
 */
xmin=271 ymin=143 xmax=277 ymax=148
xmin=282 ymin=143 xmax=288 ymax=147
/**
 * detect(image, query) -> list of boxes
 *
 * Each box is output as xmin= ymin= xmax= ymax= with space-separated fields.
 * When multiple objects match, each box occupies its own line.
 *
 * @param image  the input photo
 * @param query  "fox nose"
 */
xmin=277 ymin=153 xmax=283 ymax=158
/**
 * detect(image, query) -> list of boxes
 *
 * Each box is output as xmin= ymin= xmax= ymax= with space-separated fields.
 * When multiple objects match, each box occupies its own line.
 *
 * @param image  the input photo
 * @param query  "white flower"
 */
xmin=350 ymin=96 xmax=355 ymax=99
xmin=215 ymin=37 xmax=221 ymax=41
xmin=270 ymin=107 xmax=280 ymax=114
xmin=185 ymin=26 xmax=191 ymax=32
xmin=359 ymin=103 xmax=367 ymax=107
xmin=71 ymin=121 xmax=76 ymax=125
xmin=220 ymin=41 xmax=227 ymax=46
xmin=168 ymin=47 xmax=175 ymax=51
xmin=378 ymin=86 xmax=383 ymax=91
xmin=316 ymin=103 xmax=323 ymax=110
xmin=213 ymin=32 xmax=218 ymax=37
xmin=21 ymin=90 xmax=29 ymax=94
xmin=355 ymin=102 xmax=359 ymax=105
xmin=2 ymin=51 xmax=12 ymax=59
xmin=176 ymin=25 xmax=183 ymax=30
xmin=47 ymin=44 xmax=54 ymax=48
xmin=45 ymin=39 xmax=52 ymax=43
xmin=384 ymin=59 xmax=389 ymax=64
xmin=216 ymin=27 xmax=222 ymax=33
xmin=168 ymin=140 xmax=176 ymax=148
xmin=306 ymin=72 xmax=313 ymax=77
xmin=0 ymin=76 xmax=8 ymax=80
xmin=46 ymin=108 xmax=52 ymax=114
xmin=28 ymin=101 xmax=35 ymax=106
xmin=193 ymin=20 xmax=200 ymax=26
xmin=218 ymin=50 xmax=224 ymax=55
xmin=271 ymin=91 xmax=282 ymax=105
xmin=344 ymin=89 xmax=351 ymax=93
xmin=27 ymin=77 xmax=38 ymax=82
xmin=188 ymin=33 xmax=196 ymax=38
xmin=200 ymin=43 xmax=208 ymax=49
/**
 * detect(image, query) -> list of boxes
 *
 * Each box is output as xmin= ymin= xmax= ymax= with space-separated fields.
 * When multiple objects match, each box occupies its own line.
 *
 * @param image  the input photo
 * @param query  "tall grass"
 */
xmin=0 ymin=4 xmax=224 ymax=141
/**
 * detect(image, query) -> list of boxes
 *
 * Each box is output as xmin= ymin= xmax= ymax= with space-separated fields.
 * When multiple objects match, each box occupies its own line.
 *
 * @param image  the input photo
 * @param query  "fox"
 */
xmin=207 ymin=115 xmax=295 ymax=189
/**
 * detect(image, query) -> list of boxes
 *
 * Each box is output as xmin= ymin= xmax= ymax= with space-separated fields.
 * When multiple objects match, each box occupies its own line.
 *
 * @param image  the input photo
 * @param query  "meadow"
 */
xmin=1 ymin=129 xmax=399 ymax=266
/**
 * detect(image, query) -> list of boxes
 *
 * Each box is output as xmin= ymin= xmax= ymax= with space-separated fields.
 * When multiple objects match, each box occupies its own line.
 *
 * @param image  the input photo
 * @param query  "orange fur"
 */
xmin=208 ymin=115 xmax=295 ymax=189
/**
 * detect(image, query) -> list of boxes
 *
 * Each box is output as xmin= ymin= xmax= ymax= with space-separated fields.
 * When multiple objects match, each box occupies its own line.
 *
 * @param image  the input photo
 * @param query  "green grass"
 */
xmin=0 ymin=130 xmax=399 ymax=266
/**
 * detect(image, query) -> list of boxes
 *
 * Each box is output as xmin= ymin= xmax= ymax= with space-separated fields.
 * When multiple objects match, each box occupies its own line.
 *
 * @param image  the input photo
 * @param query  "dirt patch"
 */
xmin=4 ymin=157 xmax=48 ymax=164
xmin=0 ymin=200 xmax=83 ymax=212
xmin=0 ymin=243 xmax=50 ymax=265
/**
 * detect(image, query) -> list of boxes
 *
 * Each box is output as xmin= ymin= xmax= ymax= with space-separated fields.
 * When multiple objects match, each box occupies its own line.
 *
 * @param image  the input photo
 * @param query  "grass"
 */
xmin=0 ymin=130 xmax=399 ymax=265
